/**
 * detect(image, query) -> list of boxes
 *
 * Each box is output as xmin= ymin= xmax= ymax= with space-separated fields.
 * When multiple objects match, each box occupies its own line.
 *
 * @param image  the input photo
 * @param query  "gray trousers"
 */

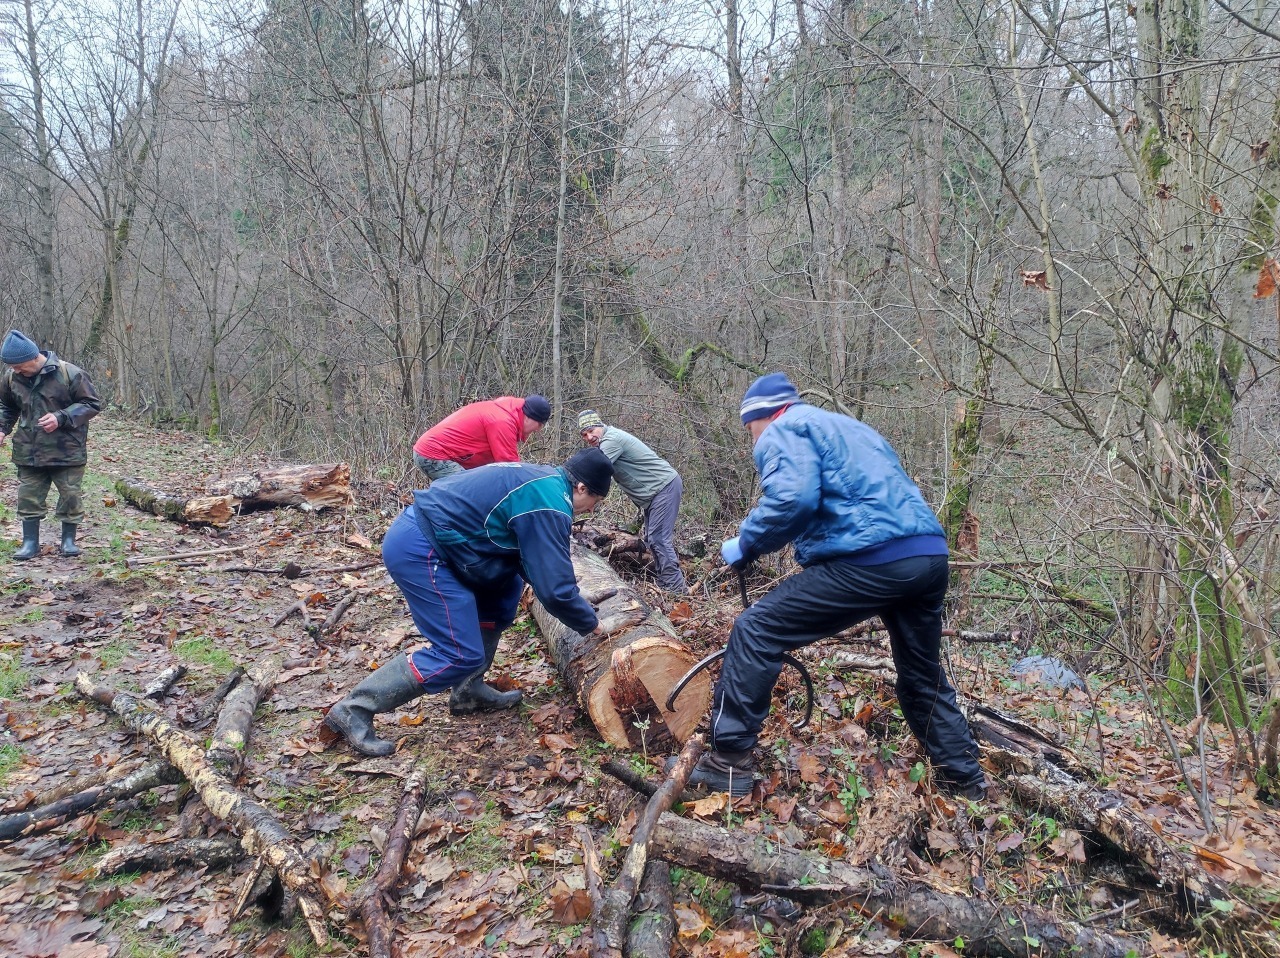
xmin=643 ymin=476 xmax=686 ymax=592
xmin=413 ymin=452 xmax=464 ymax=481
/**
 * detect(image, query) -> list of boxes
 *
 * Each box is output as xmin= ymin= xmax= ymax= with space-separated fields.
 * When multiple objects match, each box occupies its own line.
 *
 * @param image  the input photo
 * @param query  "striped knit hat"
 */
xmin=577 ymin=409 xmax=606 ymax=432
xmin=740 ymin=372 xmax=800 ymax=424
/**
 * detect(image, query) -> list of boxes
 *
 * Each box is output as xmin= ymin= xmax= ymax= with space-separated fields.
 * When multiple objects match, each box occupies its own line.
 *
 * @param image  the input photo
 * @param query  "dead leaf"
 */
xmin=548 ymin=886 xmax=592 ymax=924
xmin=540 ymin=732 xmax=577 ymax=753
xmin=1251 ymin=140 xmax=1270 ymax=162
xmin=995 ymin=830 xmax=1025 ymax=853
xmin=346 ymin=532 xmax=374 ymax=549
xmin=668 ymin=600 xmax=693 ymax=623
xmin=797 ymin=752 xmax=823 ymax=784
xmin=1049 ymin=828 xmax=1088 ymax=862
xmin=927 ymin=827 xmax=960 ymax=855
xmin=1020 ymin=269 xmax=1050 ymax=290
xmin=1254 ymin=258 xmax=1280 ymax=299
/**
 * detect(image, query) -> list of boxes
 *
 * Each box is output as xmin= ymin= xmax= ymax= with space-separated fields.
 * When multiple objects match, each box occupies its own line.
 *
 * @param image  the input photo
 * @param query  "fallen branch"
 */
xmin=272 ymin=601 xmax=310 ymax=628
xmin=592 ymin=733 xmax=705 ymax=958
xmin=127 ymin=545 xmax=247 ymax=568
xmin=207 ymin=660 xmax=280 ymax=780
xmin=320 ymin=591 xmax=359 ymax=635
xmin=95 ymin=836 xmax=244 ymax=877
xmin=211 ymin=561 xmax=382 ymax=577
xmin=195 ymin=667 xmax=247 ymax=726
xmin=74 ymin=672 xmax=330 ymax=946
xmin=0 ymin=760 xmax=184 ymax=843
xmin=354 ymin=770 xmax=432 ymax=958
xmin=645 ymin=812 xmax=1144 ymax=958
xmin=143 ymin=664 xmax=187 ymax=700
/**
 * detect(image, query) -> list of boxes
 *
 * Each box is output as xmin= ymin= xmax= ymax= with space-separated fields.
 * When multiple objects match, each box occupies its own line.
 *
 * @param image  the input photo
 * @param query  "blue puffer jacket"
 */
xmin=737 ymin=404 xmax=946 ymax=567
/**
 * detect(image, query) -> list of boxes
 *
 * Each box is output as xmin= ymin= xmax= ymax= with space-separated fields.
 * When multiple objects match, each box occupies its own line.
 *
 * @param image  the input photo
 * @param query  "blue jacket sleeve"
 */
xmin=737 ymin=427 xmax=821 ymax=561
xmin=510 ymin=508 xmax=600 ymax=635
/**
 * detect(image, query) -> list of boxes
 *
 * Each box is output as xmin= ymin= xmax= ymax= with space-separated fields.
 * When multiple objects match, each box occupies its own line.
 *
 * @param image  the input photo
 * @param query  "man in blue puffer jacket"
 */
xmin=688 ymin=372 xmax=986 ymax=799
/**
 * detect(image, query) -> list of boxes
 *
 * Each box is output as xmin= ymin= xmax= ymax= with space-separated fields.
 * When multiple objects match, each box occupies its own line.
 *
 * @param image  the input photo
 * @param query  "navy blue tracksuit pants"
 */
xmin=710 ymin=554 xmax=984 ymax=789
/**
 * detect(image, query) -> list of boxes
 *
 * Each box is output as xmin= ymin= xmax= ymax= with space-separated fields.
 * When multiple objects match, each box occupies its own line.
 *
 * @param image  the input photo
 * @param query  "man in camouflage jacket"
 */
xmin=0 ymin=330 xmax=103 ymax=559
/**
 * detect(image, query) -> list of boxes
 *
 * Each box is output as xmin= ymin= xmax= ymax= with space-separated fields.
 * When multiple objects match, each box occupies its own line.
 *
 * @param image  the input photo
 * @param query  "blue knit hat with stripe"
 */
xmin=740 ymin=372 xmax=800 ymax=424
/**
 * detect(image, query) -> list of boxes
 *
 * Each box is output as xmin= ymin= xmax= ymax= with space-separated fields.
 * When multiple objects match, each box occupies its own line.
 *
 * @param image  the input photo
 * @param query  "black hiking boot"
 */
xmin=667 ymin=749 xmax=756 ymax=798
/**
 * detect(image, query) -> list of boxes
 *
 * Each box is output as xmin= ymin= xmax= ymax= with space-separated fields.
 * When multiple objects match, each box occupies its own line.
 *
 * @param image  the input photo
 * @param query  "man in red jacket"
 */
xmin=413 ymin=395 xmax=551 ymax=480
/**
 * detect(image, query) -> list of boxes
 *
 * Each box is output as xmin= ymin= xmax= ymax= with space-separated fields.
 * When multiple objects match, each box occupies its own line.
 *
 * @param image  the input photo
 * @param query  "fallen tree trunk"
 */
xmin=646 ymin=812 xmax=1144 ymax=958
xmin=207 ymin=660 xmax=280 ymax=780
xmin=0 ymin=760 xmax=184 ymax=843
xmin=206 ymin=463 xmax=353 ymax=512
xmin=74 ymin=673 xmax=330 ymax=946
xmin=532 ymin=543 xmax=709 ymax=749
xmin=354 ymin=770 xmax=432 ymax=958
xmin=986 ymin=746 xmax=1230 ymax=920
xmin=115 ymin=478 xmax=238 ymax=528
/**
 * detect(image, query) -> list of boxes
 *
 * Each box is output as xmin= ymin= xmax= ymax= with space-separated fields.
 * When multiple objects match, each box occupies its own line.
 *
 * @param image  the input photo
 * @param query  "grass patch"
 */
xmin=174 ymin=636 xmax=236 ymax=671
xmin=98 ymin=640 xmax=135 ymax=669
xmin=452 ymin=804 xmax=508 ymax=872
xmin=0 ymin=742 xmax=23 ymax=787
xmin=0 ymin=653 xmax=28 ymax=698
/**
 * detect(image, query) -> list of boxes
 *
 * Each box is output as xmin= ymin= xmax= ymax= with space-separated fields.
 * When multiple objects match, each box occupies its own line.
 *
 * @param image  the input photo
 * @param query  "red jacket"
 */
xmin=413 ymin=396 xmax=526 ymax=468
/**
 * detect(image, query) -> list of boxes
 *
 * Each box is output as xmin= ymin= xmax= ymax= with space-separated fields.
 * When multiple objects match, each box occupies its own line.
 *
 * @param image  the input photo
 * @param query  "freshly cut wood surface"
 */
xmin=206 ymin=463 xmax=352 ymax=511
xmin=532 ymin=544 xmax=709 ymax=749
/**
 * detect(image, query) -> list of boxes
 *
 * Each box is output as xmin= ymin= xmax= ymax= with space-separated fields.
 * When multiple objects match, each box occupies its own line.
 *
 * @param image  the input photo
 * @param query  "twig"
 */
xmin=211 ymin=561 xmax=382 ymax=576
xmin=271 ymin=601 xmax=309 ymax=628
xmin=126 ymin=545 xmax=247 ymax=568
xmin=320 ymin=591 xmax=359 ymax=635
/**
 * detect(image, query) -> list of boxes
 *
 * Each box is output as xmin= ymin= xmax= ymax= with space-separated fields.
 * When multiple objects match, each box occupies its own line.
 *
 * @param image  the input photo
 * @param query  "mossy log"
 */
xmin=531 ymin=543 xmax=709 ymax=750
xmin=207 ymin=660 xmax=280 ymax=780
xmin=205 ymin=463 xmax=353 ymax=511
xmin=115 ymin=477 xmax=238 ymax=527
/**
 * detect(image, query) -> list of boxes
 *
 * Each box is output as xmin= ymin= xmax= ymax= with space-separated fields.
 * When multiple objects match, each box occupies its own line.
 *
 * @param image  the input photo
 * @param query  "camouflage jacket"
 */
xmin=0 ymin=351 xmax=103 ymax=468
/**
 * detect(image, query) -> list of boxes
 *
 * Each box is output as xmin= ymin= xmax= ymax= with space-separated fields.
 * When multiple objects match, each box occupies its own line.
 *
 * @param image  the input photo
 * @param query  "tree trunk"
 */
xmin=531 ymin=544 xmax=709 ymax=749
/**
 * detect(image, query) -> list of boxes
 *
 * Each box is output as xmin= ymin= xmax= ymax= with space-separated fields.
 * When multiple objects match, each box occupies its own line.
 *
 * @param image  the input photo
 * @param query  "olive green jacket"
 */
xmin=0 ymin=351 xmax=103 ymax=468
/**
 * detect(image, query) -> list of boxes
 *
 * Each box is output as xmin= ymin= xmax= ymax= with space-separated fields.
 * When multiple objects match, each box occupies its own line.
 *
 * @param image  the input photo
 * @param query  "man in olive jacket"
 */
xmin=0 ymin=330 xmax=102 ymax=559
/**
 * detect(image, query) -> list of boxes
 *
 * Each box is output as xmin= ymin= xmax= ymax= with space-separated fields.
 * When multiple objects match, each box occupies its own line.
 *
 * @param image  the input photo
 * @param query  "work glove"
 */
xmin=720 ymin=536 xmax=745 ymax=569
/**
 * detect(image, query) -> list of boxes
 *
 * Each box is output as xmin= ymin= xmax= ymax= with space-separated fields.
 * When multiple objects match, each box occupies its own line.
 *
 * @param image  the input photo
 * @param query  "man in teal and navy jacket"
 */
xmin=681 ymin=372 xmax=986 ymax=801
xmin=325 ymin=448 xmax=615 ymax=757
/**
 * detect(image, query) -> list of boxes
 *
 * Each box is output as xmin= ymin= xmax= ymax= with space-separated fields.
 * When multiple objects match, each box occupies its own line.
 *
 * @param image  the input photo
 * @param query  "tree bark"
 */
xmin=625 ymin=862 xmax=676 ymax=958
xmin=531 ymin=544 xmax=709 ymax=749
xmin=645 ymin=813 xmax=1144 ymax=958
xmin=205 ymin=463 xmax=353 ymax=511
xmin=74 ymin=673 xmax=329 ymax=946
xmin=354 ymin=770 xmax=432 ymax=958
xmin=207 ymin=660 xmax=280 ymax=780
xmin=94 ymin=836 xmax=243 ymax=877
xmin=115 ymin=477 xmax=238 ymax=527
xmin=0 ymin=760 xmax=184 ymax=843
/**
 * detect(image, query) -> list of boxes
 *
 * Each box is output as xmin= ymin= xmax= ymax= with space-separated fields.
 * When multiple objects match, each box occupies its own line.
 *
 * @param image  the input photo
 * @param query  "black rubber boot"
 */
xmin=449 ymin=629 xmax=522 ymax=715
xmin=60 ymin=522 xmax=81 ymax=557
xmin=13 ymin=519 xmax=40 ymax=561
xmin=667 ymin=749 xmax=756 ymax=798
xmin=324 ymin=655 xmax=424 ymax=756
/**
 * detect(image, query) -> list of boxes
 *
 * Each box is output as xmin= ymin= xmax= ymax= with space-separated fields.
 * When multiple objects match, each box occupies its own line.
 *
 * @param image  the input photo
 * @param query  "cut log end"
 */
xmin=586 ymin=635 xmax=710 ymax=748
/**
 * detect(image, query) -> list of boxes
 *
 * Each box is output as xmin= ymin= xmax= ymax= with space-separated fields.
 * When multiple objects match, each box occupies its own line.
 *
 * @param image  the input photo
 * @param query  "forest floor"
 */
xmin=1 ymin=416 xmax=1279 ymax=958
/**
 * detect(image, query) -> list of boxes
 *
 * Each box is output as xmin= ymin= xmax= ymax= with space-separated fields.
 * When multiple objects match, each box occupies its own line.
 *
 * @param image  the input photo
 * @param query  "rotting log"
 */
xmin=74 ymin=673 xmax=330 ymax=946
xmin=0 ymin=760 xmax=184 ymax=843
xmin=95 ymin=836 xmax=243 ymax=877
xmin=115 ymin=477 xmax=238 ymax=527
xmin=206 ymin=463 xmax=353 ymax=512
xmin=354 ymin=770 xmax=432 ymax=958
xmin=207 ymin=660 xmax=280 ymax=780
xmin=532 ymin=543 xmax=709 ymax=749
xmin=986 ymin=746 xmax=1231 ymax=920
xmin=645 ymin=812 xmax=1144 ymax=958
xmin=143 ymin=664 xmax=187 ymax=700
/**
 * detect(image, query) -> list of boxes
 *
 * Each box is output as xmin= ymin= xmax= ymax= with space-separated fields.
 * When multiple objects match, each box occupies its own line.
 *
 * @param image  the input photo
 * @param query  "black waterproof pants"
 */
xmin=710 ymin=554 xmax=984 ymax=789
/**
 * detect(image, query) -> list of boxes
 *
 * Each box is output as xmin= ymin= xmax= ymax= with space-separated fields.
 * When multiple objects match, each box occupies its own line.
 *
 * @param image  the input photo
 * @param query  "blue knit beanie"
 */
xmin=1 ymin=330 xmax=40 ymax=365
xmin=523 ymin=394 xmax=552 ymax=424
xmin=740 ymin=372 xmax=800 ymax=424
